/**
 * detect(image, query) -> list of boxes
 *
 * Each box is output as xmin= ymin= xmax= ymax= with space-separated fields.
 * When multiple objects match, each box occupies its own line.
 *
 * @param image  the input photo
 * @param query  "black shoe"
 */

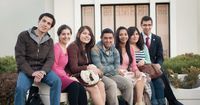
xmin=168 ymin=100 xmax=183 ymax=105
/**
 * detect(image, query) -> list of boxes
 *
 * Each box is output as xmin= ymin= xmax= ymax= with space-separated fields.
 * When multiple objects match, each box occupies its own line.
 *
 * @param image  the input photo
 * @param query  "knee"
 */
xmin=52 ymin=75 xmax=62 ymax=86
xmin=107 ymin=80 xmax=117 ymax=91
xmin=153 ymin=78 xmax=165 ymax=88
xmin=125 ymin=80 xmax=133 ymax=89
xmin=98 ymin=81 xmax=105 ymax=90
xmin=86 ymin=85 xmax=99 ymax=94
xmin=135 ymin=80 xmax=145 ymax=88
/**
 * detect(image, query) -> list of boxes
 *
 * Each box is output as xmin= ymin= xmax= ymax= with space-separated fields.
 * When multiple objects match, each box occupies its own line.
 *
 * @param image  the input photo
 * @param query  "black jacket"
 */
xmin=15 ymin=27 xmax=54 ymax=76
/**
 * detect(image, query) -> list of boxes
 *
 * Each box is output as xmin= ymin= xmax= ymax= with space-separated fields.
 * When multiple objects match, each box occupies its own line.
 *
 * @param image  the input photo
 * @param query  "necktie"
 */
xmin=146 ymin=36 xmax=150 ymax=49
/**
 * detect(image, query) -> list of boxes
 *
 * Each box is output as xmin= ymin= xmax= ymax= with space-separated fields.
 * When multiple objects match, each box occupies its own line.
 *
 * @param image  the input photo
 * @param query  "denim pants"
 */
xmin=14 ymin=71 xmax=61 ymax=105
xmin=150 ymin=78 xmax=166 ymax=105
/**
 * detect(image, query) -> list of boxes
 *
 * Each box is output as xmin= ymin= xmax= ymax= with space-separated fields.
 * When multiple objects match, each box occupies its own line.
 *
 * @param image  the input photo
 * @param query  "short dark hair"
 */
xmin=141 ymin=16 xmax=152 ymax=25
xmin=101 ymin=28 xmax=114 ymax=38
xmin=57 ymin=24 xmax=72 ymax=36
xmin=39 ymin=13 xmax=55 ymax=28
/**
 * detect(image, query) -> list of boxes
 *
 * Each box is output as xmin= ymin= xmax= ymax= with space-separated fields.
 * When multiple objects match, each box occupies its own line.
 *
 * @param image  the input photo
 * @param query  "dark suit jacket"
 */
xmin=147 ymin=34 xmax=164 ymax=65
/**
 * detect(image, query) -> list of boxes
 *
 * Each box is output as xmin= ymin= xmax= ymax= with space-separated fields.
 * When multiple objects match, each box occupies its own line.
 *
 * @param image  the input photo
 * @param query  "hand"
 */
xmin=134 ymin=70 xmax=142 ymax=78
xmin=93 ymin=68 xmax=103 ymax=76
xmin=87 ymin=64 xmax=97 ymax=70
xmin=70 ymin=76 xmax=79 ymax=82
xmin=34 ymin=76 xmax=42 ymax=85
xmin=137 ymin=60 xmax=145 ymax=67
xmin=118 ymin=69 xmax=127 ymax=76
xmin=154 ymin=64 xmax=161 ymax=69
xmin=87 ymin=65 xmax=103 ymax=76
xmin=32 ymin=71 xmax=45 ymax=80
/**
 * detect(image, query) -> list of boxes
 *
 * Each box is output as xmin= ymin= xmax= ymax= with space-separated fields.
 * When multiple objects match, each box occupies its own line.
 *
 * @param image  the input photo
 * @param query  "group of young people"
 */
xmin=14 ymin=13 xmax=183 ymax=105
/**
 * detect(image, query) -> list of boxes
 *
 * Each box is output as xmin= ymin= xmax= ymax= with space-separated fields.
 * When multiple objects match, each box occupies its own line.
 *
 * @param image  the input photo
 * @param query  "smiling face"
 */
xmin=79 ymin=29 xmax=91 ymax=44
xmin=119 ymin=29 xmax=129 ymax=44
xmin=141 ymin=20 xmax=152 ymax=35
xmin=59 ymin=29 xmax=72 ymax=45
xmin=37 ymin=16 xmax=53 ymax=33
xmin=101 ymin=33 xmax=114 ymax=49
xmin=129 ymin=30 xmax=140 ymax=44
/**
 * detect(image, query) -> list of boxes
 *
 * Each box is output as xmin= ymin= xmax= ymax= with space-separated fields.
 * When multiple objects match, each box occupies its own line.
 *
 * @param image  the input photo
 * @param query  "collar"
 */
xmin=28 ymin=26 xmax=50 ymax=44
xmin=97 ymin=41 xmax=114 ymax=55
xmin=142 ymin=32 xmax=152 ymax=41
xmin=103 ymin=45 xmax=111 ymax=51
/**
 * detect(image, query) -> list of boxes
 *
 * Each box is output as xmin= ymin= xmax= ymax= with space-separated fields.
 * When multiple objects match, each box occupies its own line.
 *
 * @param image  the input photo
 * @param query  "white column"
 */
xmin=74 ymin=0 xmax=82 ymax=40
xmin=44 ymin=0 xmax=55 ymax=40
xmin=94 ymin=0 xmax=101 ymax=42
xmin=170 ymin=0 xmax=177 ymax=57
xmin=150 ymin=0 xmax=156 ymax=34
xmin=198 ymin=0 xmax=200 ymax=54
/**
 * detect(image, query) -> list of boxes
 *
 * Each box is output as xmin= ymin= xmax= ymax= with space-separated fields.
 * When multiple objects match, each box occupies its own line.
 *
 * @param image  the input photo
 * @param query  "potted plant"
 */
xmin=0 ymin=56 xmax=18 ymax=105
xmin=163 ymin=53 xmax=200 ymax=104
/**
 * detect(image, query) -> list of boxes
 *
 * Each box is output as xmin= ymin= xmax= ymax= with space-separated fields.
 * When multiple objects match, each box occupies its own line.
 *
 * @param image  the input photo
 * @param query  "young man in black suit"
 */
xmin=140 ymin=16 xmax=183 ymax=105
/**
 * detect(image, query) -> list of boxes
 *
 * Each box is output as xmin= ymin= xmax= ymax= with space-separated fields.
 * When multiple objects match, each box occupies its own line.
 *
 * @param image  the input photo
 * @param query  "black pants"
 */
xmin=63 ymin=82 xmax=88 ymax=105
xmin=160 ymin=72 xmax=183 ymax=105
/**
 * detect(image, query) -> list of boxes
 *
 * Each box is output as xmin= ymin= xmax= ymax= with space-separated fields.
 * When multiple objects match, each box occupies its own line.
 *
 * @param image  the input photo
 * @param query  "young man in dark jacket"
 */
xmin=14 ymin=13 xmax=61 ymax=105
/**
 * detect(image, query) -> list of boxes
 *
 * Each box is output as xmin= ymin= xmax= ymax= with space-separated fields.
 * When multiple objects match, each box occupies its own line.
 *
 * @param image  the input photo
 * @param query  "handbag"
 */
xmin=73 ymin=70 xmax=100 ymax=87
xmin=26 ymin=86 xmax=44 ymax=105
xmin=138 ymin=64 xmax=162 ymax=79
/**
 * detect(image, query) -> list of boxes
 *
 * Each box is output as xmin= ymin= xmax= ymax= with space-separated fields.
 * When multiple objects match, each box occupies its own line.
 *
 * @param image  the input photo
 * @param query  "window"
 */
xmin=115 ymin=5 xmax=135 ymax=29
xmin=101 ymin=4 xmax=149 ymax=31
xmin=101 ymin=6 xmax=114 ymax=31
xmin=81 ymin=5 xmax=95 ymax=32
xmin=156 ymin=3 xmax=170 ymax=57
xmin=81 ymin=3 xmax=170 ymax=57
xmin=136 ymin=5 xmax=149 ymax=31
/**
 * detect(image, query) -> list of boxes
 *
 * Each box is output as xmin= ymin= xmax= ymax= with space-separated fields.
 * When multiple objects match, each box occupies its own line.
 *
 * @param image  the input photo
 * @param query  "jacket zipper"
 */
xmin=36 ymin=44 xmax=40 ymax=67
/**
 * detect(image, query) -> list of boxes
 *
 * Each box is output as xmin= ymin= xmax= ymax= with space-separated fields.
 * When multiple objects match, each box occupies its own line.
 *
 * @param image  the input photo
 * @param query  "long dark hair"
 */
xmin=127 ymin=26 xmax=144 ymax=50
xmin=115 ymin=26 xmax=133 ymax=65
xmin=75 ymin=26 xmax=95 ymax=62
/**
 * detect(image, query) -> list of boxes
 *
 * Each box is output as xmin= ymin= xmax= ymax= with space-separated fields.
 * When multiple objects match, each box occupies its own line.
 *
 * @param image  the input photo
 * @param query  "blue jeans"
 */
xmin=151 ymin=78 xmax=165 ymax=105
xmin=14 ymin=71 xmax=61 ymax=105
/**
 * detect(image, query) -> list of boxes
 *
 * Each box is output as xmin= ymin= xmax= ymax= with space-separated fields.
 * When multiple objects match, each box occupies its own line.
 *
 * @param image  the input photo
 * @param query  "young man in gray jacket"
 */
xmin=91 ymin=28 xmax=133 ymax=105
xmin=14 ymin=13 xmax=61 ymax=105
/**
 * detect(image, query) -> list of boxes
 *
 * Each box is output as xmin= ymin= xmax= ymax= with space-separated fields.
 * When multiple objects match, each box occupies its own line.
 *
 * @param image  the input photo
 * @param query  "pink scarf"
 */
xmin=130 ymin=47 xmax=138 ymax=72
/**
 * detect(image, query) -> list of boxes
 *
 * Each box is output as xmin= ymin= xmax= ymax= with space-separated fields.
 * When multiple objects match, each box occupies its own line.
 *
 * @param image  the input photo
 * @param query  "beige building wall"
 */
xmin=176 ymin=0 xmax=199 ymax=55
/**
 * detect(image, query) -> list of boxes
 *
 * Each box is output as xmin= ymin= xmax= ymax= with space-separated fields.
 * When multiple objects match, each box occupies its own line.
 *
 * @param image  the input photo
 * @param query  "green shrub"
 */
xmin=163 ymin=53 xmax=200 ymax=89
xmin=0 ymin=56 xmax=17 ymax=73
xmin=163 ymin=53 xmax=200 ymax=74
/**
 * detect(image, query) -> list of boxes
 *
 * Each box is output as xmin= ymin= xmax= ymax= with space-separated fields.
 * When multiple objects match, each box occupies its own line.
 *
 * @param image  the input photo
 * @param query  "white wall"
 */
xmin=0 ymin=0 xmax=53 ymax=57
xmin=176 ymin=0 xmax=199 ymax=55
xmin=54 ymin=0 xmax=75 ymax=43
xmin=198 ymin=0 xmax=200 ymax=53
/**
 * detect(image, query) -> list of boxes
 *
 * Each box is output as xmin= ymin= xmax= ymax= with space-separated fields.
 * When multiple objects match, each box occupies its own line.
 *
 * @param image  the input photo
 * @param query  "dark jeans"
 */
xmin=151 ymin=78 xmax=165 ymax=105
xmin=63 ymin=81 xmax=88 ymax=105
xmin=160 ymin=72 xmax=183 ymax=105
